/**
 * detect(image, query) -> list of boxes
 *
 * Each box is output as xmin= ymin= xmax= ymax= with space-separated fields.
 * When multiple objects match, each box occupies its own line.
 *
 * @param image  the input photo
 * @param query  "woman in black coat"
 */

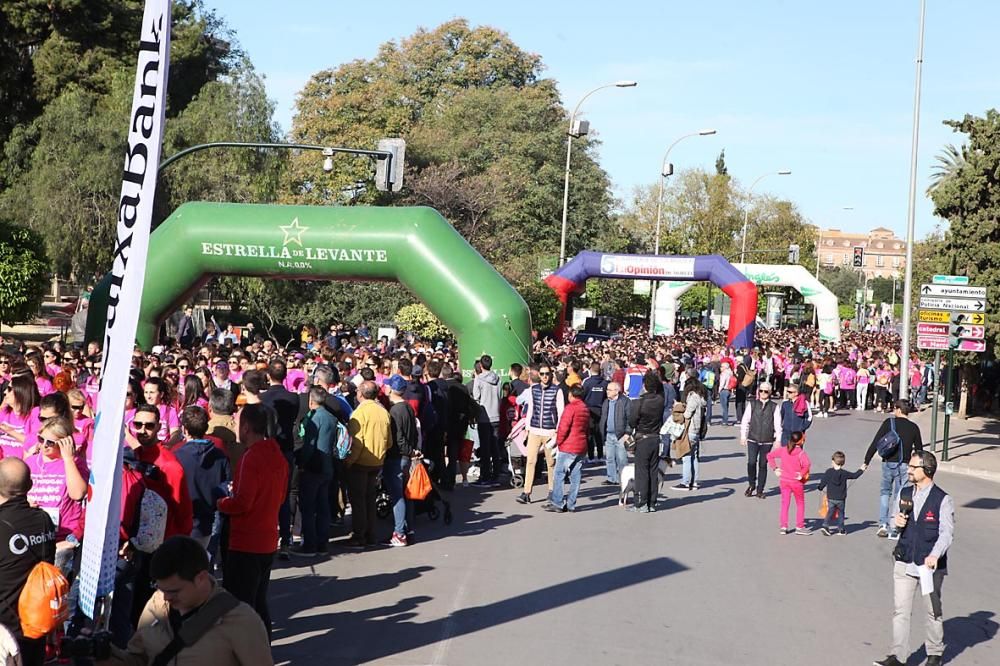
xmin=628 ymin=371 xmax=665 ymax=512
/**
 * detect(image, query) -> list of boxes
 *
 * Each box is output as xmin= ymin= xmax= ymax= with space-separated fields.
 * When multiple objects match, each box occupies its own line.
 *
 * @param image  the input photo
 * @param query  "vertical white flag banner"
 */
xmin=80 ymin=0 xmax=172 ymax=619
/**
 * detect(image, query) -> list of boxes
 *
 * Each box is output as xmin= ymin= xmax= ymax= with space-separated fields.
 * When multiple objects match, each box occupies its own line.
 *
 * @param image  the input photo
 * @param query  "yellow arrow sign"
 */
xmin=919 ymin=310 xmax=950 ymax=323
xmin=951 ymin=312 xmax=986 ymax=325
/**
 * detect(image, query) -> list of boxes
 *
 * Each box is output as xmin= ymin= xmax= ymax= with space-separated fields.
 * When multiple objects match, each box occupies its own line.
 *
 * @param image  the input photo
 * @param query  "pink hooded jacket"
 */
xmin=767 ymin=445 xmax=811 ymax=484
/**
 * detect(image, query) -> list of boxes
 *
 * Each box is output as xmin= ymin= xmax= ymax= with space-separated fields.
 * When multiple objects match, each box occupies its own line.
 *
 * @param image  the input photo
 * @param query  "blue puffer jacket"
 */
xmin=779 ymin=400 xmax=813 ymax=445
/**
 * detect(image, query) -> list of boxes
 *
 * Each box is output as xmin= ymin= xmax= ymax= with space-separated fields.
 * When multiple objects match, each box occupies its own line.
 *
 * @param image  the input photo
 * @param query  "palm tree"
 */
xmin=926 ymin=143 xmax=965 ymax=195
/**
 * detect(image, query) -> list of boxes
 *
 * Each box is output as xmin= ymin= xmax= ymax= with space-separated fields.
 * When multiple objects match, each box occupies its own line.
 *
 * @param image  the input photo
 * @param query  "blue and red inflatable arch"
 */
xmin=544 ymin=252 xmax=758 ymax=349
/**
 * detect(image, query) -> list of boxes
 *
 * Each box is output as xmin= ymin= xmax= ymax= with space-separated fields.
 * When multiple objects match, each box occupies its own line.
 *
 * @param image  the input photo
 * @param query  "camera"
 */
xmin=59 ymin=631 xmax=113 ymax=660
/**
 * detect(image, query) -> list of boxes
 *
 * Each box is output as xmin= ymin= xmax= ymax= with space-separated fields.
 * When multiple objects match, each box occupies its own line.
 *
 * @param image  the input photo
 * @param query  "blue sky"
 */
xmin=208 ymin=0 xmax=996 ymax=241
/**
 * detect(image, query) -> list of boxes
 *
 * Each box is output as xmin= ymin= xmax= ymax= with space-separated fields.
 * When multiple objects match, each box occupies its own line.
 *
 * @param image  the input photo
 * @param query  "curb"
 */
xmin=937 ymin=462 xmax=1000 ymax=484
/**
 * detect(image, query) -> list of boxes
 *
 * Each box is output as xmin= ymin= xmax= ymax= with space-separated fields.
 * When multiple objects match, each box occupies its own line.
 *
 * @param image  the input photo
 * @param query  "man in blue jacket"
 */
xmin=582 ymin=362 xmax=609 ymax=462
xmin=294 ymin=386 xmax=338 ymax=556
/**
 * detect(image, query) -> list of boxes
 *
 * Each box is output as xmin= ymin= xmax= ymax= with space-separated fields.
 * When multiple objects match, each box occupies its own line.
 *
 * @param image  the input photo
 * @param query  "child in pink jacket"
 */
xmin=767 ymin=431 xmax=812 ymax=534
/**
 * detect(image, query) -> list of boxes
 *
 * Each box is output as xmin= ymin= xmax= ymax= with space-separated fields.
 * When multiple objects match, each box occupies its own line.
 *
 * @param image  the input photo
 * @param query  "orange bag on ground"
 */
xmin=818 ymin=492 xmax=829 ymax=519
xmin=405 ymin=461 xmax=433 ymax=501
xmin=19 ymin=561 xmax=69 ymax=639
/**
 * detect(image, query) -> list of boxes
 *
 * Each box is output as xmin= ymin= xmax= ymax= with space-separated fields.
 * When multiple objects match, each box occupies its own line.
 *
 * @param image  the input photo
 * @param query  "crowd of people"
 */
xmin=0 ymin=317 xmax=970 ymax=665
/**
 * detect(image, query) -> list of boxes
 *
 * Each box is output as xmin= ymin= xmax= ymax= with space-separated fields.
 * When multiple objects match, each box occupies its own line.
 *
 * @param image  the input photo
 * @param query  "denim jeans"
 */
xmin=299 ymin=471 xmax=332 ymax=551
xmin=681 ymin=436 xmax=701 ymax=486
xmin=719 ymin=389 xmax=732 ymax=425
xmin=384 ymin=456 xmax=413 ymax=535
xmin=278 ymin=449 xmax=294 ymax=547
xmin=549 ymin=451 xmax=584 ymax=510
xmin=604 ymin=433 xmax=627 ymax=483
xmin=825 ymin=498 xmax=846 ymax=531
xmin=879 ymin=461 xmax=908 ymax=528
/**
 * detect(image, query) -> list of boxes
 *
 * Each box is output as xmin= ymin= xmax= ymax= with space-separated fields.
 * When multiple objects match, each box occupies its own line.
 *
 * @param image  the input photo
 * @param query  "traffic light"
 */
xmin=788 ymin=244 xmax=800 ymax=264
xmin=375 ymin=138 xmax=406 ymax=192
xmin=852 ymin=246 xmax=865 ymax=268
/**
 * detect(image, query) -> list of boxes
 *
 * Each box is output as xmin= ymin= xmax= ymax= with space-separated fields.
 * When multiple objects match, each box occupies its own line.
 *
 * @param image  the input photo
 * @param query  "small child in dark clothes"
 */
xmin=816 ymin=450 xmax=865 ymax=535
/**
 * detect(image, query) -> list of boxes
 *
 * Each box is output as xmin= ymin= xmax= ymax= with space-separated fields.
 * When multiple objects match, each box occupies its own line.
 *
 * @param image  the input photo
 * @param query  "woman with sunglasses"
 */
xmin=227 ymin=355 xmax=245 ymax=383
xmin=26 ymin=417 xmax=88 ymax=578
xmin=0 ymin=372 xmax=41 ymax=458
xmin=65 ymin=388 xmax=95 ymax=463
xmin=41 ymin=348 xmax=62 ymax=378
xmin=24 ymin=354 xmax=54 ymax=397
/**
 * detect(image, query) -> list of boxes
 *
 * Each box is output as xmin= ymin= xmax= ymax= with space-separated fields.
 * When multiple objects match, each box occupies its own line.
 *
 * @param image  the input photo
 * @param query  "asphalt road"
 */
xmin=269 ymin=408 xmax=1000 ymax=665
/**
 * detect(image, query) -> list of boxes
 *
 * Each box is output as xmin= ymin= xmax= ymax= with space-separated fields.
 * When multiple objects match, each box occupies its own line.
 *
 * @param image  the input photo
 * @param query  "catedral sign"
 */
xmin=199 ymin=218 xmax=389 ymax=269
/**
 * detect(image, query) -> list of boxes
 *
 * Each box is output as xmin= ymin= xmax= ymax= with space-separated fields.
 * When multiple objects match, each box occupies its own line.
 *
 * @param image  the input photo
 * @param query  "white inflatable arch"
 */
xmin=654 ymin=263 xmax=841 ymax=342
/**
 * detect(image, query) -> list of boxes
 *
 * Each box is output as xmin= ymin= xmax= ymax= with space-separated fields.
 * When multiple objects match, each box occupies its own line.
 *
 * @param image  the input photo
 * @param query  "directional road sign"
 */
xmin=954 ymin=339 xmax=987 ymax=352
xmin=951 ymin=312 xmax=985 ymax=326
xmin=932 ymin=274 xmax=969 ymax=285
xmin=950 ymin=324 xmax=985 ymax=339
xmin=918 ymin=335 xmax=950 ymax=350
xmin=920 ymin=284 xmax=987 ymax=299
xmin=919 ymin=310 xmax=950 ymax=323
xmin=917 ymin=323 xmax=948 ymax=335
xmin=918 ymin=296 xmax=986 ymax=312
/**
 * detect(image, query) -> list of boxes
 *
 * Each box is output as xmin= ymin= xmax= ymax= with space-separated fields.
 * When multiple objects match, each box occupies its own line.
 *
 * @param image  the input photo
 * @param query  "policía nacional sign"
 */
xmin=599 ymin=255 xmax=695 ymax=279
xmin=199 ymin=218 xmax=389 ymax=270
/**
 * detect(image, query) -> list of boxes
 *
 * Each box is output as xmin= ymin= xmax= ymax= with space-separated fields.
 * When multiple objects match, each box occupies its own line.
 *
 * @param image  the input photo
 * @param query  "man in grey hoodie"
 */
xmin=472 ymin=354 xmax=503 ymax=485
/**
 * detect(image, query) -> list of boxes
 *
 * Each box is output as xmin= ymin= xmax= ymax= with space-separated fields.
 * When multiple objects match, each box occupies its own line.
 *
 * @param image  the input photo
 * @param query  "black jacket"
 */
xmin=444 ymin=378 xmax=476 ymax=432
xmin=864 ymin=416 xmax=924 ymax=465
xmin=598 ymin=396 xmax=630 ymax=439
xmin=629 ymin=393 xmax=665 ymax=437
xmin=0 ymin=496 xmax=56 ymax=637
xmin=388 ymin=400 xmax=419 ymax=459
xmin=261 ymin=384 xmax=300 ymax=453
xmin=817 ymin=467 xmax=864 ymax=501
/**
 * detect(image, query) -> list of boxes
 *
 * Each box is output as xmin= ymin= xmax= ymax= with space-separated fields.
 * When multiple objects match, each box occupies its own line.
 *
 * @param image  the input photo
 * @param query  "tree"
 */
xmin=0 ymin=1 xmax=244 ymax=279
xmin=929 ymin=110 xmax=1000 ymax=359
xmin=395 ymin=303 xmax=450 ymax=341
xmin=0 ymin=220 xmax=49 ymax=326
xmin=819 ymin=265 xmax=863 ymax=306
xmin=926 ymin=143 xmax=965 ymax=196
xmin=715 ymin=149 xmax=728 ymax=176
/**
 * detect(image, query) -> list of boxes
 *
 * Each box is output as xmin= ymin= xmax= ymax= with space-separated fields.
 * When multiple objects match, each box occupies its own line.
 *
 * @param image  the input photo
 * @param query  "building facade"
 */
xmin=816 ymin=226 xmax=906 ymax=279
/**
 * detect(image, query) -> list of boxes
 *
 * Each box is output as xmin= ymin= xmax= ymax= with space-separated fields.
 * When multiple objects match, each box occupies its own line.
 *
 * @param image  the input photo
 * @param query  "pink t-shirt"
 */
xmin=45 ymin=364 xmax=62 ymax=378
xmin=25 ymin=452 xmax=88 ymax=540
xmin=0 ymin=406 xmax=40 ymax=459
xmin=154 ymin=404 xmax=180 ymax=441
xmin=35 ymin=376 xmax=54 ymax=397
xmin=73 ymin=415 xmax=95 ymax=465
xmin=284 ymin=369 xmax=307 ymax=393
xmin=83 ymin=377 xmax=101 ymax=410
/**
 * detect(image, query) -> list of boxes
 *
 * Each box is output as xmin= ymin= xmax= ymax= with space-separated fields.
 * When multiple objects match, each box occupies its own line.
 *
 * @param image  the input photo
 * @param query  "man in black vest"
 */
xmin=874 ymin=451 xmax=953 ymax=666
xmin=739 ymin=382 xmax=782 ymax=499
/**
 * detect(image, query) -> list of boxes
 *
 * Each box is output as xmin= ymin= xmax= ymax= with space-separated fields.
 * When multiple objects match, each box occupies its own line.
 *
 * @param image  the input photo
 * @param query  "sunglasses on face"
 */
xmin=38 ymin=435 xmax=59 ymax=447
xmin=539 ymin=371 xmax=551 ymax=376
xmin=132 ymin=421 xmax=158 ymax=432
xmin=70 ymin=403 xmax=86 ymax=411
xmin=178 ymin=364 xmax=189 ymax=370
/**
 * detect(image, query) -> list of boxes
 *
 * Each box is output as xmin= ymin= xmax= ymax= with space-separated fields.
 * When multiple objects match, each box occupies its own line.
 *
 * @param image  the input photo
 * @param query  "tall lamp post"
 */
xmin=899 ymin=0 xmax=927 ymax=400
xmin=648 ymin=129 xmax=717 ymax=335
xmin=740 ymin=170 xmax=792 ymax=264
xmin=558 ymin=80 xmax=637 ymax=266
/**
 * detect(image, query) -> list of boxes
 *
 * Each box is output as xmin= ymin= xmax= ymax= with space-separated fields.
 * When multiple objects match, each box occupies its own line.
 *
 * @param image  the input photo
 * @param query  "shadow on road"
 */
xmin=271 ymin=557 xmax=689 ymax=663
xmin=908 ymin=610 xmax=998 ymax=665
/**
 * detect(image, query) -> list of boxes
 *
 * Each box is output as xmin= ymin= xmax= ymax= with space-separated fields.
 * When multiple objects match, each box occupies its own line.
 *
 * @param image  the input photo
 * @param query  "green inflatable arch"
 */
xmin=85 ymin=202 xmax=531 ymax=376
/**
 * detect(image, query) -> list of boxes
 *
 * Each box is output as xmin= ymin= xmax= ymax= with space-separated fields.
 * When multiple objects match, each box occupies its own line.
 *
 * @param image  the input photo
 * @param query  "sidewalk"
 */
xmin=912 ymin=407 xmax=1000 ymax=483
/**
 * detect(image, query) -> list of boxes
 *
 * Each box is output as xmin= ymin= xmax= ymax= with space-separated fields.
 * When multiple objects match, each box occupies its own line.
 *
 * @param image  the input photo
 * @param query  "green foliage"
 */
xmin=838 ymin=304 xmax=856 ymax=321
xmin=819 ymin=265 xmax=863 ymax=306
xmin=517 ymin=281 xmax=561 ymax=333
xmin=0 ymin=220 xmax=49 ymax=325
xmin=0 ymin=1 xmax=246 ymax=280
xmin=929 ymin=109 xmax=1000 ymax=358
xmin=584 ymin=279 xmax=647 ymax=319
xmin=679 ymin=284 xmax=711 ymax=314
xmin=395 ymin=303 xmax=450 ymax=340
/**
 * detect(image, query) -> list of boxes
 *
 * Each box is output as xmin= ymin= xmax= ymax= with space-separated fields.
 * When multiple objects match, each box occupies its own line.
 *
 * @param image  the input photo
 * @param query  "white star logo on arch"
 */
xmin=279 ymin=218 xmax=309 ymax=247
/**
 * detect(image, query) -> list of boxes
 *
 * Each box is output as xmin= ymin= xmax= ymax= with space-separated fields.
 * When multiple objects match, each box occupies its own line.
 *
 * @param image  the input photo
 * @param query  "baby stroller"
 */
xmin=506 ymin=418 xmax=529 ymax=488
xmin=375 ymin=458 xmax=453 ymax=525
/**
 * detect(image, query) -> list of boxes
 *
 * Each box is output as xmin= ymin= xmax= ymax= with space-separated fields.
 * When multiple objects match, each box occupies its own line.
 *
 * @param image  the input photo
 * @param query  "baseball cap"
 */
xmin=386 ymin=374 xmax=407 ymax=393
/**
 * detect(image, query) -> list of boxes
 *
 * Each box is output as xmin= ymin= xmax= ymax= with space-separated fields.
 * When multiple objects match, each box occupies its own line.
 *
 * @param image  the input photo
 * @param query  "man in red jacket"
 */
xmin=217 ymin=403 xmax=289 ymax=640
xmin=545 ymin=384 xmax=590 ymax=513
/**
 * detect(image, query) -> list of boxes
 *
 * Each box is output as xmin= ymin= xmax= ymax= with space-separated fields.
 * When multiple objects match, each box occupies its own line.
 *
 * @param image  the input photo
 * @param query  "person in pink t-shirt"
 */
xmin=25 ymin=355 xmax=54 ymax=397
xmin=67 ymin=388 xmax=95 ymax=464
xmin=26 ymin=417 xmax=88 ymax=576
xmin=143 ymin=377 xmax=180 ymax=444
xmin=0 ymin=373 xmax=41 ymax=459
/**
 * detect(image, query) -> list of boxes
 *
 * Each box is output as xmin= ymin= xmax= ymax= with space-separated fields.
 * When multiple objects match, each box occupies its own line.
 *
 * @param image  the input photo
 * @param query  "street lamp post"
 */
xmin=740 ymin=170 xmax=792 ymax=265
xmin=558 ymin=80 xmax=637 ymax=266
xmin=648 ymin=129 xmax=717 ymax=335
xmin=899 ymin=0 xmax=927 ymax=400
